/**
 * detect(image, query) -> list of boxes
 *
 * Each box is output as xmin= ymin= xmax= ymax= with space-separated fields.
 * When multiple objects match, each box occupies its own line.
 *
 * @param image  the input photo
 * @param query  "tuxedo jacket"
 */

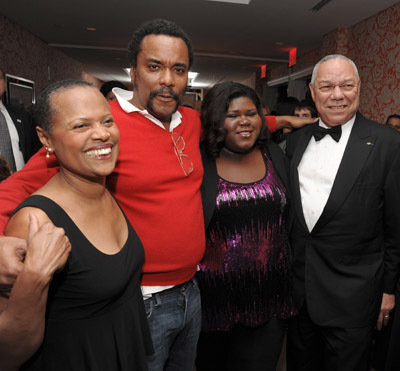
xmin=200 ymin=140 xmax=290 ymax=231
xmin=6 ymin=105 xmax=40 ymax=163
xmin=286 ymin=112 xmax=400 ymax=328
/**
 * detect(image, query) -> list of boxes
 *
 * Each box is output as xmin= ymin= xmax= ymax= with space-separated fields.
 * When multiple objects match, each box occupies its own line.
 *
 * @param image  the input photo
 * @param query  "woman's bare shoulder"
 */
xmin=5 ymin=207 xmax=51 ymax=239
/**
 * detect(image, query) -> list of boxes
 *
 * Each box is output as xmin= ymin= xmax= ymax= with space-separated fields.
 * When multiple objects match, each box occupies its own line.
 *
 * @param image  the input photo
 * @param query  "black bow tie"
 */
xmin=313 ymin=123 xmax=342 ymax=142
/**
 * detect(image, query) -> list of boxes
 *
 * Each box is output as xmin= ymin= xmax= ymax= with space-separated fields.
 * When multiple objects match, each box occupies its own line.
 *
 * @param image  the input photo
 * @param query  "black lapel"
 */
xmin=313 ymin=113 xmax=375 ymax=232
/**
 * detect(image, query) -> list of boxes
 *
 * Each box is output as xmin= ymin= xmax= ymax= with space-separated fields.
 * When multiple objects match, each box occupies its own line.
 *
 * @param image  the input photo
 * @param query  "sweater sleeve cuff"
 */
xmin=265 ymin=116 xmax=276 ymax=133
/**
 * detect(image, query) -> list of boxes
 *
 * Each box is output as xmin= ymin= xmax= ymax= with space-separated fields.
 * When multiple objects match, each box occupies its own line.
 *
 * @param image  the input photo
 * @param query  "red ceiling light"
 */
xmin=289 ymin=48 xmax=297 ymax=67
xmin=260 ymin=64 xmax=267 ymax=79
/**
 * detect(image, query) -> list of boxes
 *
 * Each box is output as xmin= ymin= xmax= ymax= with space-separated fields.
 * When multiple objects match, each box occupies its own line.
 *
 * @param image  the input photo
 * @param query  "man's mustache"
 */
xmin=149 ymin=88 xmax=179 ymax=102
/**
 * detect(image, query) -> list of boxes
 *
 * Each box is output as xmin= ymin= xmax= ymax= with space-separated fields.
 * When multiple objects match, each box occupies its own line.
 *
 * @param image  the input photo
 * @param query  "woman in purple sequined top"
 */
xmin=196 ymin=82 xmax=296 ymax=371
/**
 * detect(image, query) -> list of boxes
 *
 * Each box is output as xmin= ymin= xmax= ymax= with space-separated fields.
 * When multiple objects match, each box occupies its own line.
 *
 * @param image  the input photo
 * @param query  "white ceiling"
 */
xmin=1 ymin=0 xmax=399 ymax=87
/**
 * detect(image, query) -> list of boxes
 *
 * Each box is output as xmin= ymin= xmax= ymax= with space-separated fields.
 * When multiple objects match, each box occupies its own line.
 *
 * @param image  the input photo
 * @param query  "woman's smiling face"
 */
xmin=40 ymin=86 xmax=120 ymax=181
xmin=223 ymin=96 xmax=262 ymax=154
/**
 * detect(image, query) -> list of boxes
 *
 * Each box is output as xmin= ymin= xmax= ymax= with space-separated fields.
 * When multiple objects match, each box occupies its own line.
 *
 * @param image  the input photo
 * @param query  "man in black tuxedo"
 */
xmin=0 ymin=67 xmax=39 ymax=172
xmin=286 ymin=55 xmax=400 ymax=371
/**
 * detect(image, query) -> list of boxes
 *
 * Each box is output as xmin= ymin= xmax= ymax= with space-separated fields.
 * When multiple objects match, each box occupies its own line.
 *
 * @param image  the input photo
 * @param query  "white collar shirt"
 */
xmin=298 ymin=115 xmax=356 ymax=232
xmin=112 ymin=87 xmax=182 ymax=132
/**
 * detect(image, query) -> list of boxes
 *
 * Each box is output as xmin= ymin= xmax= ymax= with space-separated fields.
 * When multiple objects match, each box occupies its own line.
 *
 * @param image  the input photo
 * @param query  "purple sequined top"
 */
xmin=197 ymin=153 xmax=296 ymax=332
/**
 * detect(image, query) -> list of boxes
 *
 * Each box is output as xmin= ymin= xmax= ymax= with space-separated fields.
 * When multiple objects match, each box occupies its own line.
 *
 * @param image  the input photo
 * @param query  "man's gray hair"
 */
xmin=311 ymin=55 xmax=360 ymax=85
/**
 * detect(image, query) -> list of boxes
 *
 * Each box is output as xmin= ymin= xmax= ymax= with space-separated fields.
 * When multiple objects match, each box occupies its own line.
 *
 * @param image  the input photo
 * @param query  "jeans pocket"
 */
xmin=144 ymin=298 xmax=154 ymax=320
xmin=191 ymin=276 xmax=201 ymax=294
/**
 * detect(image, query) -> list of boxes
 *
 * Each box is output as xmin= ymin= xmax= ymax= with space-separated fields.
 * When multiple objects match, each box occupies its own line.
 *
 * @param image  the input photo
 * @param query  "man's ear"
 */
xmin=130 ymin=66 xmax=136 ymax=86
xmin=309 ymin=82 xmax=316 ymax=102
xmin=36 ymin=126 xmax=53 ymax=150
xmin=357 ymin=79 xmax=361 ymax=93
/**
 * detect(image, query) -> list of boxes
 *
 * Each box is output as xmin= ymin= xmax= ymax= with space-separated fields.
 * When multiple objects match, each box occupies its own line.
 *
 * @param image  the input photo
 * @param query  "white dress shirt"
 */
xmin=0 ymin=101 xmax=25 ymax=171
xmin=298 ymin=116 xmax=356 ymax=232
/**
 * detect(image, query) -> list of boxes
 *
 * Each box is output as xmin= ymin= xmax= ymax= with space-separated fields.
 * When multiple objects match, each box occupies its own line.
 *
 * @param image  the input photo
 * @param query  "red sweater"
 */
xmin=107 ymin=103 xmax=205 ymax=285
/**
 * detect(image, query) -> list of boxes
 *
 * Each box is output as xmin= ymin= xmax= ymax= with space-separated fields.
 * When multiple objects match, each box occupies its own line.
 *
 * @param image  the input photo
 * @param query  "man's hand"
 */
xmin=376 ymin=292 xmax=395 ymax=330
xmin=0 ymin=236 xmax=26 ymax=294
xmin=0 ymin=214 xmax=71 ymax=370
xmin=23 ymin=214 xmax=71 ymax=282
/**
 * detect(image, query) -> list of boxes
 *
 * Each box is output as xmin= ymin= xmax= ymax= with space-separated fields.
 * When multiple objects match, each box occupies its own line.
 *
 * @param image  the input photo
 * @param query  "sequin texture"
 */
xmin=197 ymin=153 xmax=296 ymax=332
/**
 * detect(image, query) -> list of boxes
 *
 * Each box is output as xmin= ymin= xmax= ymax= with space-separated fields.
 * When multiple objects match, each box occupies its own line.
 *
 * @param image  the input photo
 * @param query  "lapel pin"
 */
xmin=17 ymin=119 xmax=22 ymax=123
xmin=366 ymin=142 xmax=374 ymax=146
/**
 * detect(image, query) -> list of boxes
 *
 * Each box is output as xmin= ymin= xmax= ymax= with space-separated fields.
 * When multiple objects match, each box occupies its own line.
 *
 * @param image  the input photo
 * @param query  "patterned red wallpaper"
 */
xmin=268 ymin=3 xmax=400 ymax=124
xmin=348 ymin=4 xmax=400 ymax=122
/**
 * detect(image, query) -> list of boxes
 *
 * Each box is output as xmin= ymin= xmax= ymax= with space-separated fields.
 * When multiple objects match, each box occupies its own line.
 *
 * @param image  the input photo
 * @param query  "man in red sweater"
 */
xmin=0 ymin=18 xmax=316 ymax=370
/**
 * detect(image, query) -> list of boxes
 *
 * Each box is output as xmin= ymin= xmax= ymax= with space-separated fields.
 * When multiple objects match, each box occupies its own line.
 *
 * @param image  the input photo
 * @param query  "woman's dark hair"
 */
xmin=201 ymin=82 xmax=269 ymax=158
xmin=32 ymin=80 xmax=95 ymax=132
xmin=128 ymin=19 xmax=193 ymax=69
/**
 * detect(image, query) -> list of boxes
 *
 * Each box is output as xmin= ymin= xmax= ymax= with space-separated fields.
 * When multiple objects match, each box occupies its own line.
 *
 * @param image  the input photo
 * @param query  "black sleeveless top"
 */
xmin=16 ymin=195 xmax=153 ymax=371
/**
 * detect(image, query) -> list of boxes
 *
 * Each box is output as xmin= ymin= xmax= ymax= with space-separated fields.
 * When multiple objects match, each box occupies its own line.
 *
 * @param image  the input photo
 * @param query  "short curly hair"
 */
xmin=33 ymin=80 xmax=95 ymax=132
xmin=100 ymin=80 xmax=126 ymax=97
xmin=0 ymin=154 xmax=12 ymax=182
xmin=128 ymin=18 xmax=193 ymax=69
xmin=201 ymin=82 xmax=269 ymax=159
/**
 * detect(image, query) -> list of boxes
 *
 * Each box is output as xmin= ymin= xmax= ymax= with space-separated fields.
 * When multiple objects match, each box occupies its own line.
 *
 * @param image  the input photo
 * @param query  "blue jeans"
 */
xmin=144 ymin=277 xmax=201 ymax=371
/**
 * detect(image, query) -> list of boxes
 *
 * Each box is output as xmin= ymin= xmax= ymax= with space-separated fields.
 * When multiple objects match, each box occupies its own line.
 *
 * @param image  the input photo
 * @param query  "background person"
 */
xmin=0 ymin=67 xmax=40 ymax=172
xmin=385 ymin=114 xmax=400 ymax=132
xmin=196 ymin=82 xmax=296 ymax=371
xmin=100 ymin=80 xmax=127 ymax=101
xmin=294 ymin=100 xmax=317 ymax=119
xmin=4 ymin=80 xmax=153 ymax=370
